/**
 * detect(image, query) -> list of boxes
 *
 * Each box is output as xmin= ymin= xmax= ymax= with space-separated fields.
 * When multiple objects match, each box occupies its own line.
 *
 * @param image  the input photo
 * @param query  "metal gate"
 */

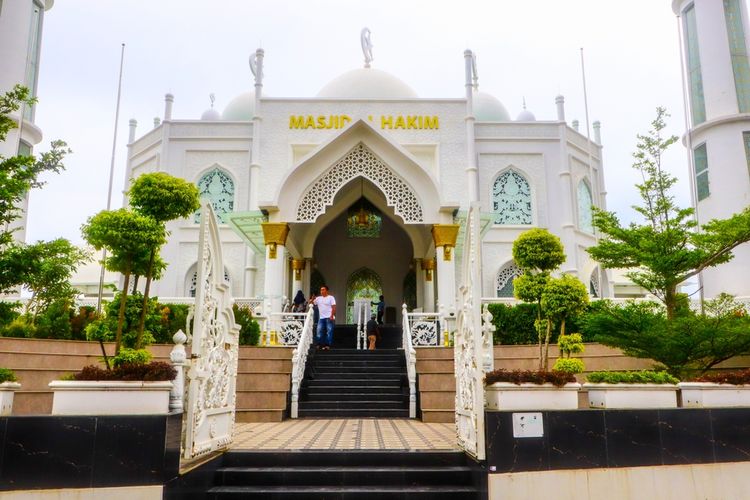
xmin=183 ymin=203 xmax=240 ymax=459
xmin=454 ymin=202 xmax=485 ymax=460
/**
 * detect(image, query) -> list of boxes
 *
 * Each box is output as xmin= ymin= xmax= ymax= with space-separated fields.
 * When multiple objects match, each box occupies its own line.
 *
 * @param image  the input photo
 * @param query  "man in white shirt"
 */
xmin=313 ymin=285 xmax=336 ymax=349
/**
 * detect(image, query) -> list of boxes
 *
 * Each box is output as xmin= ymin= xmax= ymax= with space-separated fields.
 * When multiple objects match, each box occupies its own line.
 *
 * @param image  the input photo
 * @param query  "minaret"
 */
xmin=673 ymin=0 xmax=750 ymax=298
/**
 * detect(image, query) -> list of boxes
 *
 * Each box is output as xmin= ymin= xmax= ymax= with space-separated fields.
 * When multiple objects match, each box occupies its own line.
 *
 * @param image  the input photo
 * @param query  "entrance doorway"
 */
xmin=345 ymin=267 xmax=382 ymax=323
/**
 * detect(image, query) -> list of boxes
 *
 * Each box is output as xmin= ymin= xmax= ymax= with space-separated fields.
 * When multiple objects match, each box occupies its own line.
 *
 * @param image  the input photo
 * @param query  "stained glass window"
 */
xmin=493 ymin=170 xmax=532 ymax=225
xmin=694 ymin=143 xmax=709 ymax=201
xmin=590 ymin=268 xmax=600 ymax=298
xmin=496 ymin=263 xmax=522 ymax=298
xmin=577 ymin=180 xmax=594 ymax=233
xmin=724 ymin=0 xmax=750 ymax=113
xmin=684 ymin=4 xmax=706 ymax=124
xmin=347 ymin=198 xmax=382 ymax=238
xmin=194 ymin=169 xmax=234 ymax=223
xmin=345 ymin=267 xmax=382 ymax=323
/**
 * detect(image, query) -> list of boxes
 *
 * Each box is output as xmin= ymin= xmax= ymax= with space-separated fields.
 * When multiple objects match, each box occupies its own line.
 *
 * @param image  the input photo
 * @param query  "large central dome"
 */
xmin=317 ymin=67 xmax=418 ymax=99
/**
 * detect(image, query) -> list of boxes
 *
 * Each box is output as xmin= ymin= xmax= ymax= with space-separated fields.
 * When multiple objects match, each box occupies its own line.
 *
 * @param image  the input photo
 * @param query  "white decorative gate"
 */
xmin=454 ymin=202 xmax=486 ymax=460
xmin=183 ymin=203 xmax=240 ymax=459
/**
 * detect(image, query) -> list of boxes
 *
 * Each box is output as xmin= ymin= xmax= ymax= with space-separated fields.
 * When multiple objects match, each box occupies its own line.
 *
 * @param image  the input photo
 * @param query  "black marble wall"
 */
xmin=0 ymin=412 xmax=181 ymax=490
xmin=486 ymin=408 xmax=750 ymax=474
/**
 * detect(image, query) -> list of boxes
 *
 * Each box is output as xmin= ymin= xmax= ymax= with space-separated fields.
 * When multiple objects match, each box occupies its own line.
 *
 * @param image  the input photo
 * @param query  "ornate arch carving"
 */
xmin=296 ymin=143 xmax=423 ymax=223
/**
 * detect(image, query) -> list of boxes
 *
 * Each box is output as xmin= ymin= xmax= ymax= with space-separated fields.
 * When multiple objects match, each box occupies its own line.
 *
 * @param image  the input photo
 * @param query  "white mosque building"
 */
xmin=124 ymin=35 xmax=610 ymax=320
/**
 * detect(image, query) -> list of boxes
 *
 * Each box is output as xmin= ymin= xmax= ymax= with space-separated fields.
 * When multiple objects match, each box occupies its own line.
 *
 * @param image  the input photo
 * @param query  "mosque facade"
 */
xmin=124 ymin=40 xmax=611 ymax=319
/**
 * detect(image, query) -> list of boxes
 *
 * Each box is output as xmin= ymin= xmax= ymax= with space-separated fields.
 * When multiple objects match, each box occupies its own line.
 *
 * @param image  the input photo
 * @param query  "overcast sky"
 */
xmin=26 ymin=0 xmax=708 ymax=245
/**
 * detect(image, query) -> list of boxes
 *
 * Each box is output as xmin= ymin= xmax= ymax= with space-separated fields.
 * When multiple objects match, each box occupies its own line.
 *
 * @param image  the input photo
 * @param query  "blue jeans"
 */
xmin=317 ymin=318 xmax=334 ymax=347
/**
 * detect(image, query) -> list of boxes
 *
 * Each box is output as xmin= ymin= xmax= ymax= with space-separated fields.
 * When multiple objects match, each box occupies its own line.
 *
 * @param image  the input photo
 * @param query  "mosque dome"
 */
xmin=472 ymin=90 xmax=511 ymax=122
xmin=516 ymin=109 xmax=536 ymax=121
xmin=201 ymin=108 xmax=221 ymax=121
xmin=317 ymin=67 xmax=418 ymax=99
xmin=222 ymin=91 xmax=255 ymax=120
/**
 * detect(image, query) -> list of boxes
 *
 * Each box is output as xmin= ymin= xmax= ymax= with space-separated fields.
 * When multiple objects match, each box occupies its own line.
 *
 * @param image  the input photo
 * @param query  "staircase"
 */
xmin=185 ymin=450 xmax=484 ymax=499
xmin=298 ymin=348 xmax=409 ymax=418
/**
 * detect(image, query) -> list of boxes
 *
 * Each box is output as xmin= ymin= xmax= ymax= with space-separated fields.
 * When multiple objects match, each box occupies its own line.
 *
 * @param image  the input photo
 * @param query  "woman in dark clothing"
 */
xmin=293 ymin=290 xmax=306 ymax=312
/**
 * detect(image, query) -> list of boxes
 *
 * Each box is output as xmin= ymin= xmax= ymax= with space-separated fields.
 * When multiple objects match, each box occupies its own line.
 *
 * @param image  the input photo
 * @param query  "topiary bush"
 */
xmin=552 ymin=358 xmax=585 ymax=375
xmin=587 ymin=370 xmax=679 ymax=385
xmin=73 ymin=361 xmax=176 ymax=381
xmin=112 ymin=347 xmax=152 ymax=368
xmin=484 ymin=368 xmax=576 ymax=387
xmin=233 ymin=304 xmax=260 ymax=345
xmin=691 ymin=369 xmax=750 ymax=385
xmin=0 ymin=367 xmax=17 ymax=383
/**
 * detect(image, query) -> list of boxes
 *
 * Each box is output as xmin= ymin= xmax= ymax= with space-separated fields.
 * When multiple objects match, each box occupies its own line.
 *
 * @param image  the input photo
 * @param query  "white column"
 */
xmin=261 ymin=223 xmax=289 ymax=315
xmin=244 ymin=250 xmax=257 ymax=297
xmin=464 ymin=50 xmax=479 ymax=202
xmin=555 ymin=94 xmax=566 ymax=121
xmin=415 ymin=259 xmax=424 ymax=311
xmin=421 ymin=259 xmax=435 ymax=313
xmin=435 ymin=247 xmax=456 ymax=313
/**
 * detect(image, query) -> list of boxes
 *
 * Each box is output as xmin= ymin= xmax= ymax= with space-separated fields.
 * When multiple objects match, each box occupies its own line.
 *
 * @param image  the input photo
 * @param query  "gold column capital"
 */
xmin=261 ymin=222 xmax=290 ymax=259
xmin=421 ymin=258 xmax=435 ymax=281
xmin=431 ymin=224 xmax=460 ymax=261
xmin=291 ymin=258 xmax=306 ymax=280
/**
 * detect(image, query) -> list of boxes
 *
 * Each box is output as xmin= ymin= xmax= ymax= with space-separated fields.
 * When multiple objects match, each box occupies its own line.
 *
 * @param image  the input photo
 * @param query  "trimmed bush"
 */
xmin=0 ymin=367 xmax=17 ymax=383
xmin=234 ymin=304 xmax=260 ymax=345
xmin=553 ymin=358 xmax=585 ymax=374
xmin=484 ymin=369 xmax=576 ymax=387
xmin=691 ymin=369 xmax=750 ymax=385
xmin=112 ymin=348 xmax=152 ymax=368
xmin=587 ymin=370 xmax=679 ymax=385
xmin=73 ymin=361 xmax=176 ymax=381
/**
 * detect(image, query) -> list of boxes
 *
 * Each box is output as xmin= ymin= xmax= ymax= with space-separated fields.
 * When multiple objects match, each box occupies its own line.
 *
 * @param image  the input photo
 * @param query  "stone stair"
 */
xmin=298 ymin=348 xmax=409 ymax=418
xmin=166 ymin=450 xmax=485 ymax=499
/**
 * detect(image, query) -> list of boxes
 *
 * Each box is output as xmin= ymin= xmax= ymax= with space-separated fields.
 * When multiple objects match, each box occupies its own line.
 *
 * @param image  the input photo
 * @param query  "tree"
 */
xmin=587 ymin=108 xmax=750 ymax=319
xmin=81 ymin=209 xmax=165 ymax=355
xmin=512 ymin=228 xmax=566 ymax=369
xmin=0 ymin=239 xmax=88 ymax=322
xmin=128 ymin=172 xmax=200 ymax=347
xmin=541 ymin=274 xmax=589 ymax=339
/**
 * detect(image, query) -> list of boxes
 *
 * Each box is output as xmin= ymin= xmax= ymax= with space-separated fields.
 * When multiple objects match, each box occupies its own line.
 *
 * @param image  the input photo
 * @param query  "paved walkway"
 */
xmin=232 ymin=419 xmax=458 ymax=451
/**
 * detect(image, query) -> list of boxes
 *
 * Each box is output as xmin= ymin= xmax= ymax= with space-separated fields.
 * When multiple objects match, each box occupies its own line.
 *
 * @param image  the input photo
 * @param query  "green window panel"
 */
xmin=743 ymin=131 xmax=750 ymax=179
xmin=685 ymin=4 xmax=707 ymax=124
xmin=496 ymin=263 xmax=522 ymax=298
xmin=24 ymin=2 xmax=43 ymax=121
xmin=577 ymin=180 xmax=594 ymax=233
xmin=17 ymin=141 xmax=32 ymax=157
xmin=724 ymin=0 xmax=750 ymax=113
xmin=194 ymin=169 xmax=234 ymax=223
xmin=694 ymin=143 xmax=709 ymax=201
xmin=493 ymin=170 xmax=532 ymax=225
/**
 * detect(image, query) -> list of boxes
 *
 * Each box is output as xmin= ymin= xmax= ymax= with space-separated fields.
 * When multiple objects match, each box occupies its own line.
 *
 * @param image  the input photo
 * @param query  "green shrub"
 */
xmin=558 ymin=333 xmax=584 ymax=357
xmin=487 ymin=303 xmax=538 ymax=345
xmin=484 ymin=368 xmax=576 ymax=387
xmin=103 ymin=291 xmax=160 ymax=348
xmin=234 ymin=304 xmax=260 ymax=345
xmin=0 ymin=367 xmax=17 ymax=383
xmin=33 ymin=300 xmax=73 ymax=339
xmin=112 ymin=348 xmax=152 ymax=368
xmin=1 ymin=318 xmax=35 ymax=338
xmin=0 ymin=302 xmax=20 ymax=328
xmin=586 ymin=370 xmax=679 ymax=385
xmin=553 ymin=358 xmax=585 ymax=374
xmin=70 ymin=306 xmax=98 ymax=341
xmin=85 ymin=319 xmax=112 ymax=342
xmin=152 ymin=303 xmax=190 ymax=344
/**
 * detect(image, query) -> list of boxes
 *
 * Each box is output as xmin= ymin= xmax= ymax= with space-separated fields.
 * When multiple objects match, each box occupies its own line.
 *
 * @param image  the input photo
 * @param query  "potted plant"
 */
xmin=485 ymin=369 xmax=579 ymax=410
xmin=0 ymin=368 xmax=20 ymax=416
xmin=49 ymin=347 xmax=176 ymax=415
xmin=679 ymin=369 xmax=750 ymax=408
xmin=583 ymin=370 xmax=679 ymax=409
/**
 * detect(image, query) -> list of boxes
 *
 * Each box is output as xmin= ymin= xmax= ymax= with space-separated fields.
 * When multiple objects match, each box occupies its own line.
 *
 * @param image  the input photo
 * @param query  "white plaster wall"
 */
xmin=489 ymin=462 xmax=750 ymax=500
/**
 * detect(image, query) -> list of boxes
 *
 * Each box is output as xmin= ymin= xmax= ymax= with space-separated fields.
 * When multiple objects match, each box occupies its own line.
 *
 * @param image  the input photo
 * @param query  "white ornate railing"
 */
xmin=401 ymin=303 xmax=417 ymax=418
xmin=290 ymin=305 xmax=316 ymax=418
xmin=262 ymin=312 xmax=307 ymax=346
xmin=406 ymin=311 xmax=443 ymax=346
xmin=353 ymin=299 xmax=370 ymax=350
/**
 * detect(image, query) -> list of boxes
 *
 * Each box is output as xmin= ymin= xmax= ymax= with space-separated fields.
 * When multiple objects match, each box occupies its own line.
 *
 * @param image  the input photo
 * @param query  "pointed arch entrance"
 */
xmin=345 ymin=267 xmax=383 ymax=323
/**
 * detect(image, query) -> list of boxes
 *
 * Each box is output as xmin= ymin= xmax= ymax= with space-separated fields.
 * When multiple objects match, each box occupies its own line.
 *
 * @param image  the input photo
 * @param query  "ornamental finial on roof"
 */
xmin=209 ymin=93 xmax=215 ymax=108
xmin=471 ymin=52 xmax=479 ymax=90
xmin=361 ymin=28 xmax=373 ymax=68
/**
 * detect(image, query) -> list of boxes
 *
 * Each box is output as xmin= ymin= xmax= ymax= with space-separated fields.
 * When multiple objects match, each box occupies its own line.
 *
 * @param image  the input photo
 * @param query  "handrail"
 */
xmin=290 ymin=305 xmax=315 ymax=418
xmin=262 ymin=312 xmax=307 ymax=346
xmin=406 ymin=311 xmax=443 ymax=346
xmin=401 ymin=303 xmax=417 ymax=418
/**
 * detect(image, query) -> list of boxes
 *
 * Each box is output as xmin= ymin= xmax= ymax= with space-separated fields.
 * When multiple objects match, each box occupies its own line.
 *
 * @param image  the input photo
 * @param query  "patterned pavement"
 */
xmin=232 ymin=419 xmax=458 ymax=450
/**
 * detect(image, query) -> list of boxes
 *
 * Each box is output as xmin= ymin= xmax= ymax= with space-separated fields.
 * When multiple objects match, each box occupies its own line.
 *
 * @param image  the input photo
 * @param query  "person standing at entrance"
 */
xmin=367 ymin=314 xmax=379 ymax=350
xmin=372 ymin=295 xmax=385 ymax=325
xmin=314 ymin=285 xmax=336 ymax=350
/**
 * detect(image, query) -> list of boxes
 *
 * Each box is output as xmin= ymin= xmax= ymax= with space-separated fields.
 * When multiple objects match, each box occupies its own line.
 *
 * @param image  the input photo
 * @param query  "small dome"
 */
xmin=222 ymin=91 xmax=255 ymax=121
xmin=317 ymin=68 xmax=418 ymax=99
xmin=201 ymin=108 xmax=221 ymax=121
xmin=473 ymin=91 xmax=511 ymax=122
xmin=516 ymin=109 xmax=536 ymax=121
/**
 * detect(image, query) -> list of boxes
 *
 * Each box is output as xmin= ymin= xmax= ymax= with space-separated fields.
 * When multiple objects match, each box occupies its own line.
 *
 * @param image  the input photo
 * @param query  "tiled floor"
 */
xmin=232 ymin=419 xmax=458 ymax=450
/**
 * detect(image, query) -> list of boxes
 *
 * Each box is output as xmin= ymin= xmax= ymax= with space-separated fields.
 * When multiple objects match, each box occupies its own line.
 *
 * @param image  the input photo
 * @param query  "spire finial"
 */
xmin=471 ymin=52 xmax=479 ymax=90
xmin=361 ymin=27 xmax=373 ymax=68
xmin=209 ymin=93 xmax=215 ymax=109
xmin=522 ymin=97 xmax=527 ymax=110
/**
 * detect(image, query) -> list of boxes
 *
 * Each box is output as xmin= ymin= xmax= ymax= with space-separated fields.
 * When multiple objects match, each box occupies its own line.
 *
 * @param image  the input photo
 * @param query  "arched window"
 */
xmin=590 ymin=267 xmax=600 ymax=298
xmin=194 ymin=169 xmax=235 ymax=223
xmin=493 ymin=170 xmax=532 ymax=225
xmin=187 ymin=268 xmax=231 ymax=297
xmin=345 ymin=267 xmax=382 ymax=323
xmin=496 ymin=263 xmax=523 ymax=298
xmin=577 ymin=180 xmax=594 ymax=233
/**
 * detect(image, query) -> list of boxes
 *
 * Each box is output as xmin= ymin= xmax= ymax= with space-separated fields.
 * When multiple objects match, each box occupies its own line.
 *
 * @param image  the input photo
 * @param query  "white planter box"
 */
xmin=485 ymin=382 xmax=581 ymax=410
xmin=679 ymin=382 xmax=750 ymax=408
xmin=583 ymin=383 xmax=678 ymax=409
xmin=49 ymin=380 xmax=173 ymax=415
xmin=0 ymin=382 xmax=20 ymax=416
